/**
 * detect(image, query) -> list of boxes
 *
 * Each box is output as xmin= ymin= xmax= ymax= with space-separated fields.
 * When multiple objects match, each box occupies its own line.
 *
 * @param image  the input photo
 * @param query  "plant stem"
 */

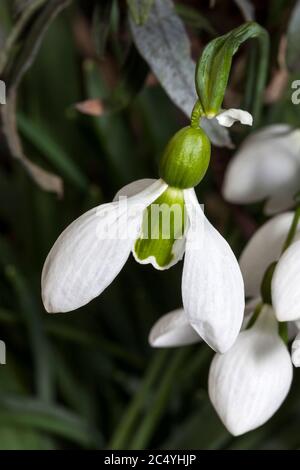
xmin=0 ymin=0 xmax=47 ymax=74
xmin=246 ymin=302 xmax=263 ymax=329
xmin=252 ymin=29 xmax=270 ymax=128
xmin=128 ymin=348 xmax=189 ymax=449
xmin=109 ymin=349 xmax=169 ymax=449
xmin=5 ymin=266 xmax=54 ymax=403
xmin=190 ymin=100 xmax=204 ymax=128
xmin=282 ymin=206 xmax=300 ymax=253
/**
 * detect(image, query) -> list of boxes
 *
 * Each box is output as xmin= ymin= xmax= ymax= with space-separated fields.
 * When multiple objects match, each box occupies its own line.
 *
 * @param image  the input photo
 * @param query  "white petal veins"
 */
xmin=182 ymin=189 xmax=244 ymax=353
xmin=42 ymin=179 xmax=167 ymax=313
xmin=209 ymin=306 xmax=293 ymax=436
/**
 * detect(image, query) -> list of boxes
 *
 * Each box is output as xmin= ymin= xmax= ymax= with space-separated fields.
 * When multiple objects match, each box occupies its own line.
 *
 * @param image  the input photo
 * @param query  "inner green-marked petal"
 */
xmin=134 ymin=187 xmax=187 ymax=269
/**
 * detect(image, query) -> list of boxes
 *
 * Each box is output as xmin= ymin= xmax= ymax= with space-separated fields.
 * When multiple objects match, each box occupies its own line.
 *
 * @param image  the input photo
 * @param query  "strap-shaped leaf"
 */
xmin=286 ymin=0 xmax=300 ymax=72
xmin=196 ymin=21 xmax=269 ymax=120
xmin=130 ymin=0 xmax=234 ymax=147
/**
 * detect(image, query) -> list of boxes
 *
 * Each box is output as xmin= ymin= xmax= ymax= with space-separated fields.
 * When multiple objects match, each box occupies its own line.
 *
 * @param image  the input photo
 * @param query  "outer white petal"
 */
xmin=222 ymin=126 xmax=300 ymax=210
xmin=113 ymin=179 xmax=156 ymax=201
xmin=209 ymin=306 xmax=293 ymax=436
xmin=182 ymin=189 xmax=244 ymax=353
xmin=42 ymin=179 xmax=167 ymax=313
xmin=215 ymin=108 xmax=253 ymax=127
xmin=292 ymin=332 xmax=300 ymax=367
xmin=149 ymin=309 xmax=201 ymax=347
xmin=239 ymin=212 xmax=298 ymax=298
xmin=272 ymin=240 xmax=300 ymax=321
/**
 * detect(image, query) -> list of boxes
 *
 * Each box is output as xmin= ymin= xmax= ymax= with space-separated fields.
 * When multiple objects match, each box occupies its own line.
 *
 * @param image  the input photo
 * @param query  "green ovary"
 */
xmin=134 ymin=187 xmax=187 ymax=269
xmin=159 ymin=126 xmax=211 ymax=189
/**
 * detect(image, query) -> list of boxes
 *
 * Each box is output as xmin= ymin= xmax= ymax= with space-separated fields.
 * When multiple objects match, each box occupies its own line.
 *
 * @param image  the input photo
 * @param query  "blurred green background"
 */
xmin=0 ymin=0 xmax=300 ymax=450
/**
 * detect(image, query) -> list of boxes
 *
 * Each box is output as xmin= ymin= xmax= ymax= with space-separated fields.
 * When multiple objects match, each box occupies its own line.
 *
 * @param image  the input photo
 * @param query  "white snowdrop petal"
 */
xmin=42 ymin=179 xmax=167 ymax=313
xmin=113 ymin=179 xmax=156 ymax=201
xmin=239 ymin=212 xmax=296 ymax=298
xmin=209 ymin=306 xmax=293 ymax=436
xmin=149 ymin=309 xmax=201 ymax=347
xmin=272 ymin=240 xmax=300 ymax=321
xmin=292 ymin=332 xmax=300 ymax=367
xmin=222 ymin=126 xmax=300 ymax=210
xmin=215 ymin=108 xmax=253 ymax=127
xmin=182 ymin=189 xmax=244 ymax=353
xmin=264 ymin=191 xmax=296 ymax=215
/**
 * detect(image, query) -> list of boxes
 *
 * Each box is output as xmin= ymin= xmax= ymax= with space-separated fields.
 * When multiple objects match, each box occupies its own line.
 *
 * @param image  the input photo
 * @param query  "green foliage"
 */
xmin=195 ymin=21 xmax=269 ymax=124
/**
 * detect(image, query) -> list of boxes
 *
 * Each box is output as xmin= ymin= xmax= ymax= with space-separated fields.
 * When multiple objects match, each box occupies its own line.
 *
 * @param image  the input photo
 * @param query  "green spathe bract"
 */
xmin=134 ymin=187 xmax=186 ymax=269
xmin=195 ymin=21 xmax=268 ymax=122
xmin=159 ymin=126 xmax=211 ymax=189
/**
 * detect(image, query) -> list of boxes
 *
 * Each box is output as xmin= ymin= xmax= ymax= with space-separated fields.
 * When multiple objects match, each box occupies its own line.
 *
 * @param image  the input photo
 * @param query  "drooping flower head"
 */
xmin=149 ymin=212 xmax=300 ymax=435
xmin=42 ymin=20 xmax=259 ymax=353
xmin=209 ymin=212 xmax=300 ymax=435
xmin=42 ymin=108 xmax=252 ymax=353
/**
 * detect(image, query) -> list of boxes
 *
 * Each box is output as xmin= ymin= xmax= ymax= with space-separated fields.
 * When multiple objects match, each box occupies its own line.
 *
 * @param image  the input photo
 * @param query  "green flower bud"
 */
xmin=159 ymin=126 xmax=211 ymax=189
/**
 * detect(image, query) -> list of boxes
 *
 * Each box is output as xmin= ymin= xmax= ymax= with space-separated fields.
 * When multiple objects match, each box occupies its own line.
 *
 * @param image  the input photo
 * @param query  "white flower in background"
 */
xmin=151 ymin=212 xmax=300 ymax=435
xmin=214 ymin=108 xmax=253 ymax=128
xmin=239 ymin=211 xmax=300 ymax=328
xmin=209 ymin=305 xmax=293 ymax=436
xmin=210 ymin=212 xmax=300 ymax=435
xmin=222 ymin=125 xmax=300 ymax=214
xmin=42 ymin=125 xmax=245 ymax=354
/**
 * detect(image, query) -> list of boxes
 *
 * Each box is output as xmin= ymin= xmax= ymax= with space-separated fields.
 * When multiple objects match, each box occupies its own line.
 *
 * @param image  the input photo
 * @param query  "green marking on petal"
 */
xmin=134 ymin=187 xmax=187 ymax=269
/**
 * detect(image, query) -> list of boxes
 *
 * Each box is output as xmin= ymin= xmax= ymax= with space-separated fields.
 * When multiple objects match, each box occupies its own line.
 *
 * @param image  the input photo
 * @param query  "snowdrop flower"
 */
xmin=209 ymin=212 xmax=300 ymax=435
xmin=42 ymin=124 xmax=246 ymax=353
xmin=209 ymin=305 xmax=293 ymax=436
xmin=239 ymin=211 xmax=300 ymax=355
xmin=222 ymin=125 xmax=300 ymax=214
xmin=151 ymin=212 xmax=300 ymax=434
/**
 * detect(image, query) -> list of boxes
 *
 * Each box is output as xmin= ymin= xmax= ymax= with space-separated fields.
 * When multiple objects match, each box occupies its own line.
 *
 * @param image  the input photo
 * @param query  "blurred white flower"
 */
xmin=222 ymin=125 xmax=300 ymax=214
xmin=215 ymin=108 xmax=253 ymax=128
xmin=42 ymin=179 xmax=244 ymax=353
xmin=209 ymin=306 xmax=293 ymax=436
xmin=292 ymin=332 xmax=300 ymax=367
xmin=239 ymin=212 xmax=300 ymax=323
xmin=239 ymin=212 xmax=300 ymax=298
xmin=272 ymin=240 xmax=300 ymax=322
